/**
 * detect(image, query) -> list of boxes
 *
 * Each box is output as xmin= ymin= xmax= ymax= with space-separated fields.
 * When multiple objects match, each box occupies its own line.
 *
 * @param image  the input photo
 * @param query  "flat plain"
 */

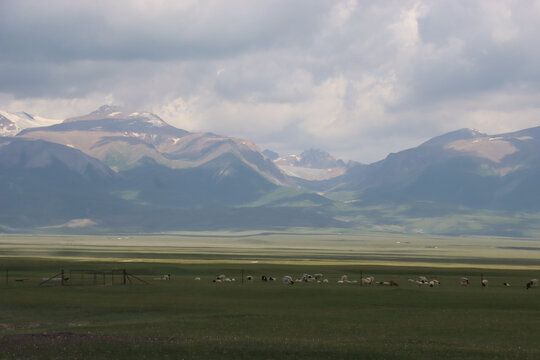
xmin=1 ymin=230 xmax=539 ymax=359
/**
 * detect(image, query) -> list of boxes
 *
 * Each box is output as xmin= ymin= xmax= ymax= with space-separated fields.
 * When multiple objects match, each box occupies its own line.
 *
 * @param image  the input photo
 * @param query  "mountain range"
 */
xmin=2 ymin=105 xmax=540 ymax=236
xmin=331 ymin=127 xmax=540 ymax=210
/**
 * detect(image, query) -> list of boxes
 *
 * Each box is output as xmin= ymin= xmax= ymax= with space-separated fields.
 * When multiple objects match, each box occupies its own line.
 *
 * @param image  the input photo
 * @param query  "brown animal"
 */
xmin=526 ymin=279 xmax=538 ymax=289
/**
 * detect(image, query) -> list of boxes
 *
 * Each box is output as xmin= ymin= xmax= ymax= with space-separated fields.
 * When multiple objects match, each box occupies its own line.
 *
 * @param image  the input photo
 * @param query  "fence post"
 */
xmin=61 ymin=269 xmax=65 ymax=286
xmin=123 ymin=269 xmax=127 ymax=285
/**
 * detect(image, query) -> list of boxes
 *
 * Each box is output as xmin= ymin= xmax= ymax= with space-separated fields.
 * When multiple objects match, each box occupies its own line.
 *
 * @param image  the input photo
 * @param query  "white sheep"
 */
xmin=194 ymin=277 xmax=201 ymax=281
xmin=361 ymin=276 xmax=374 ymax=285
xmin=282 ymin=275 xmax=294 ymax=285
xmin=460 ymin=277 xmax=470 ymax=286
xmin=410 ymin=276 xmax=438 ymax=287
xmin=481 ymin=279 xmax=488 ymax=287
xmin=314 ymin=273 xmax=324 ymax=280
xmin=153 ymin=274 xmax=171 ymax=281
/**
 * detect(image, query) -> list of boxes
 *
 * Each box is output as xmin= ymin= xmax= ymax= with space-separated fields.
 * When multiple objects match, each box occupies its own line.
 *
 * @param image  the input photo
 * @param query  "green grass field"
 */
xmin=1 ymin=231 xmax=539 ymax=359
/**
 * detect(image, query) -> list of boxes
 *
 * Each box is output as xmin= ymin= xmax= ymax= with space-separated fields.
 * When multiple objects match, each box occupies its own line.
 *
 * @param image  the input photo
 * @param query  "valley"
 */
xmin=1 ymin=231 xmax=539 ymax=359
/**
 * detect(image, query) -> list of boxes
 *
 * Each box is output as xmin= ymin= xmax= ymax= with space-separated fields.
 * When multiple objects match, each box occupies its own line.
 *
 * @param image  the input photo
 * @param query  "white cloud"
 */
xmin=480 ymin=2 xmax=519 ymax=44
xmin=1 ymin=0 xmax=540 ymax=163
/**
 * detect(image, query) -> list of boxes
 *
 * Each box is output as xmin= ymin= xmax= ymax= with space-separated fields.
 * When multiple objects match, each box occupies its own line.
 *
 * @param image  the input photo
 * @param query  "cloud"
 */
xmin=1 ymin=0 xmax=540 ymax=163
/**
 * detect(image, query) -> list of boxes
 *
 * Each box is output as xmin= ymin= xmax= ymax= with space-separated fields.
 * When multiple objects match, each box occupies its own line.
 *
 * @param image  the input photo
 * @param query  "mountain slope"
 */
xmin=333 ymin=126 xmax=540 ymax=210
xmin=19 ymin=105 xmax=289 ymax=185
xmin=0 ymin=137 xmax=340 ymax=231
xmin=117 ymin=154 xmax=278 ymax=207
xmin=0 ymin=138 xmax=123 ymax=228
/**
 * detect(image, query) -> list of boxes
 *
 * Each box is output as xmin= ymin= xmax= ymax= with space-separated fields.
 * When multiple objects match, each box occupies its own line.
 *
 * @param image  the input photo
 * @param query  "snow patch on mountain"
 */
xmin=274 ymin=149 xmax=346 ymax=180
xmin=0 ymin=111 xmax=61 ymax=136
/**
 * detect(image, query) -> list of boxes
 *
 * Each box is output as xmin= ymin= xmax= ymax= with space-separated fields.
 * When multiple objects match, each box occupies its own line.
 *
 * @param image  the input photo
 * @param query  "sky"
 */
xmin=1 ymin=0 xmax=540 ymax=163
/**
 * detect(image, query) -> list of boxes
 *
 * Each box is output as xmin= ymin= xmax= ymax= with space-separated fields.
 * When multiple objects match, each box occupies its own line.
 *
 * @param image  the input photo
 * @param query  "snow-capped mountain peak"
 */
xmin=64 ymin=106 xmax=167 ymax=128
xmin=273 ymin=149 xmax=347 ymax=180
xmin=0 ymin=110 xmax=61 ymax=136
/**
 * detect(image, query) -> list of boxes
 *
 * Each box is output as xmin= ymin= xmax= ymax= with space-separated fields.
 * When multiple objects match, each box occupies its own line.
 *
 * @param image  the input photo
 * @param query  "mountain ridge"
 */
xmin=18 ymin=106 xmax=289 ymax=185
xmin=3 ymin=105 xmax=540 ymax=234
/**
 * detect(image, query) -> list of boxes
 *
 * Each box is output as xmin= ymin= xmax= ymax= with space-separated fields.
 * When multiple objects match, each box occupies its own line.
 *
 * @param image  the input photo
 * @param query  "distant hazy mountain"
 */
xmin=0 ymin=110 xmax=60 ymax=136
xmin=20 ymin=105 xmax=289 ymax=185
xmin=333 ymin=126 xmax=540 ymax=210
xmin=274 ymin=149 xmax=347 ymax=181
xmin=119 ymin=153 xmax=277 ymax=207
xmin=262 ymin=149 xmax=279 ymax=160
xmin=419 ymin=128 xmax=486 ymax=147
xmin=5 ymin=105 xmax=540 ymax=234
xmin=0 ymin=137 xmax=333 ymax=231
xmin=0 ymin=137 xmax=122 ymax=228
xmin=2 ymin=106 xmax=336 ymax=231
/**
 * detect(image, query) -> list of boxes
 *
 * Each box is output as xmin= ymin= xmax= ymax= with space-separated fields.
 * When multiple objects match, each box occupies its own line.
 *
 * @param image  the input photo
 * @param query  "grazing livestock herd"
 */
xmin=194 ymin=273 xmax=540 ymax=290
xmin=408 ymin=276 xmax=440 ymax=287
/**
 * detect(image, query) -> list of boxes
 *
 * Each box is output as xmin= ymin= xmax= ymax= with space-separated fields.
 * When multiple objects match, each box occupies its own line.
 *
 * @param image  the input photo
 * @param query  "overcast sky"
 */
xmin=1 ymin=0 xmax=540 ymax=163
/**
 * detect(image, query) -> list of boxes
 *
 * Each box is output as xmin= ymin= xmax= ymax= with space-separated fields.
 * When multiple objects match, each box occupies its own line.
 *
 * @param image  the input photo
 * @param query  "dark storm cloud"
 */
xmin=0 ymin=1 xmax=327 ymax=63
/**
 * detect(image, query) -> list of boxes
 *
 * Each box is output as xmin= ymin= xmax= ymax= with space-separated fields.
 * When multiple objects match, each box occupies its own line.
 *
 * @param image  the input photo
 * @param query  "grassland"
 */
xmin=1 ymin=230 xmax=540 ymax=359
